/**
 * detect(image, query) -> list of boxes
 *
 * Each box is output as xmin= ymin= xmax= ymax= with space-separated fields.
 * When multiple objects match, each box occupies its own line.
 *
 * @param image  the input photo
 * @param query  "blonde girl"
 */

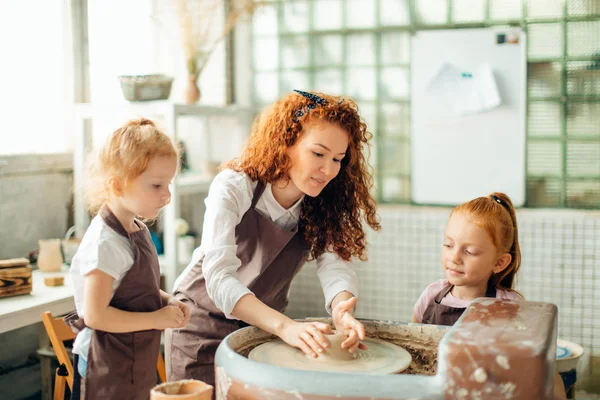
xmin=67 ymin=118 xmax=190 ymax=400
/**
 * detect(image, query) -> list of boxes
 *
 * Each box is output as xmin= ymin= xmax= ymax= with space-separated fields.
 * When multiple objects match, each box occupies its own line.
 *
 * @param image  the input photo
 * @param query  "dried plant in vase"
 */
xmin=176 ymin=0 xmax=262 ymax=104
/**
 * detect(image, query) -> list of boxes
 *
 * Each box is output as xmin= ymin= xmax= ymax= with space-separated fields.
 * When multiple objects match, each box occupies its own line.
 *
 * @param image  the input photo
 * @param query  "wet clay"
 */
xmin=248 ymin=333 xmax=412 ymax=374
xmin=231 ymin=319 xmax=447 ymax=376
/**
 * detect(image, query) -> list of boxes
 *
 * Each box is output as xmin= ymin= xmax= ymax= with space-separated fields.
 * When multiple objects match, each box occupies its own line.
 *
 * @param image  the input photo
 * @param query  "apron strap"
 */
xmin=250 ymin=181 xmax=267 ymax=209
xmin=485 ymin=280 xmax=497 ymax=298
xmin=70 ymin=354 xmax=82 ymax=400
xmin=99 ymin=205 xmax=129 ymax=238
xmin=434 ymin=284 xmax=454 ymax=304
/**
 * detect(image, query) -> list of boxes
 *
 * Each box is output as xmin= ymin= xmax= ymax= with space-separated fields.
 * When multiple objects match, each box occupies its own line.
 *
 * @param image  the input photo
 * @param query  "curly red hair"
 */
xmin=225 ymin=91 xmax=380 ymax=261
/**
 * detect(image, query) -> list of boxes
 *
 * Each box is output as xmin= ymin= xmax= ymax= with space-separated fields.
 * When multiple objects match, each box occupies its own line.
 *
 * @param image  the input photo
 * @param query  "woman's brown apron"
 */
xmin=166 ymin=181 xmax=310 ymax=387
xmin=66 ymin=205 xmax=163 ymax=400
xmin=421 ymin=282 xmax=497 ymax=326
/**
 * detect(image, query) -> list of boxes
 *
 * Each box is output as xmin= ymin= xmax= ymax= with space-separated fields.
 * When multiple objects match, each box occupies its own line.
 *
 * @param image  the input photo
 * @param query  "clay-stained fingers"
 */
xmin=350 ymin=319 xmax=366 ymax=341
xmin=341 ymin=329 xmax=359 ymax=352
xmin=297 ymin=337 xmax=318 ymax=358
xmin=307 ymin=323 xmax=331 ymax=348
xmin=301 ymin=330 xmax=326 ymax=355
xmin=311 ymin=322 xmax=333 ymax=334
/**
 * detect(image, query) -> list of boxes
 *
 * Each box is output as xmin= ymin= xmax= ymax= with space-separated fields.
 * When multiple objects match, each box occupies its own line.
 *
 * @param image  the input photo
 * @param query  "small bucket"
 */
xmin=556 ymin=339 xmax=584 ymax=399
xmin=150 ymin=379 xmax=213 ymax=400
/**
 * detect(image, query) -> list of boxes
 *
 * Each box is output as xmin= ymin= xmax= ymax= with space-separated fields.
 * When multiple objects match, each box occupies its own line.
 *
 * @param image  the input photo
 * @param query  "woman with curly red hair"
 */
xmin=166 ymin=90 xmax=381 ymax=387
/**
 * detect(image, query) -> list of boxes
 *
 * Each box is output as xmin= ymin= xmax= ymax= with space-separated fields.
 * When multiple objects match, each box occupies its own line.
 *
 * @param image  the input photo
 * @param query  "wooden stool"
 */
xmin=41 ymin=311 xmax=168 ymax=399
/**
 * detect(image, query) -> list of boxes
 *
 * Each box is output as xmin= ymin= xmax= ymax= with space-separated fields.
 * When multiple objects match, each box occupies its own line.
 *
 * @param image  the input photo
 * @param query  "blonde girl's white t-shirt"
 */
xmin=69 ymin=214 xmax=135 ymax=361
xmin=413 ymin=279 xmax=522 ymax=323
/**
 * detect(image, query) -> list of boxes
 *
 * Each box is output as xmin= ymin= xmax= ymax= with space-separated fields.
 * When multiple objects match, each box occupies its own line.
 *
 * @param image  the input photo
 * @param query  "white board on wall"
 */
xmin=410 ymin=28 xmax=526 ymax=206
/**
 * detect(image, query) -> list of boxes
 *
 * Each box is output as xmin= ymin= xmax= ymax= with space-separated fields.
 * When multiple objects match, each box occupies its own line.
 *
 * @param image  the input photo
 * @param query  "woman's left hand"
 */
xmin=332 ymin=296 xmax=367 ymax=353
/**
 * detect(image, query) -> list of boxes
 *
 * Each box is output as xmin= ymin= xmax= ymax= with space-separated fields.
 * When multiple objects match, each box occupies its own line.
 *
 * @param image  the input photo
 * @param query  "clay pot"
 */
xmin=150 ymin=379 xmax=213 ymax=400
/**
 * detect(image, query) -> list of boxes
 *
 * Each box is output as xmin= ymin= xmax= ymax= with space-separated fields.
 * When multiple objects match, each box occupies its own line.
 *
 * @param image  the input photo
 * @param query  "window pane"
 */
xmin=314 ymin=35 xmax=343 ymax=67
xmin=381 ymin=68 xmax=410 ymax=100
xmin=254 ymin=72 xmax=279 ymax=103
xmin=528 ymin=62 xmax=562 ymax=98
xmin=567 ymin=141 xmax=600 ymax=177
xmin=281 ymin=36 xmax=310 ymax=69
xmin=567 ymin=21 xmax=600 ymax=57
xmin=253 ymin=4 xmax=278 ymax=36
xmin=0 ymin=1 xmax=66 ymax=154
xmin=528 ymin=102 xmax=562 ymax=137
xmin=381 ymin=139 xmax=410 ymax=174
xmin=527 ymin=178 xmax=562 ymax=207
xmin=527 ymin=0 xmax=563 ymax=18
xmin=253 ymin=38 xmax=279 ymax=71
xmin=346 ymin=0 xmax=376 ymax=29
xmin=313 ymin=0 xmax=343 ymax=30
xmin=416 ymin=0 xmax=448 ymax=25
xmin=358 ymin=102 xmax=378 ymax=135
xmin=381 ymin=103 xmax=410 ymax=138
xmin=528 ymin=23 xmax=563 ymax=59
xmin=381 ymin=176 xmax=410 ymax=202
xmin=567 ymin=61 xmax=600 ymax=96
xmin=281 ymin=70 xmax=309 ymax=95
xmin=567 ymin=103 xmax=600 ymax=136
xmin=566 ymin=180 xmax=600 ymax=208
xmin=380 ymin=32 xmax=410 ymax=65
xmin=346 ymin=34 xmax=376 ymax=66
xmin=452 ymin=0 xmax=485 ymax=23
xmin=347 ymin=68 xmax=376 ymax=100
xmin=282 ymin=0 xmax=309 ymax=34
xmin=527 ymin=140 xmax=563 ymax=176
xmin=314 ymin=69 xmax=343 ymax=95
xmin=567 ymin=0 xmax=600 ymax=16
xmin=489 ymin=0 xmax=522 ymax=20
xmin=380 ymin=0 xmax=410 ymax=26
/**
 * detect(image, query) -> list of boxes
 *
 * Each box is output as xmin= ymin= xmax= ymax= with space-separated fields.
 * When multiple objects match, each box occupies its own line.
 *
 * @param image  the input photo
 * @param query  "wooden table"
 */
xmin=0 ymin=268 xmax=75 ymax=400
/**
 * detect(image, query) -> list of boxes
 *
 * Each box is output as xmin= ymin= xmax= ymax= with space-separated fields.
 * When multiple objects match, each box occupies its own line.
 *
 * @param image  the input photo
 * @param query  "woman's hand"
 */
xmin=278 ymin=321 xmax=333 ymax=358
xmin=332 ymin=296 xmax=367 ymax=353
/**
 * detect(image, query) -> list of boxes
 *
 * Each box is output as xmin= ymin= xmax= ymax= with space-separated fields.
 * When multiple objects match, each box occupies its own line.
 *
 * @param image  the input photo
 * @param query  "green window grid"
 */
xmin=250 ymin=0 xmax=600 ymax=208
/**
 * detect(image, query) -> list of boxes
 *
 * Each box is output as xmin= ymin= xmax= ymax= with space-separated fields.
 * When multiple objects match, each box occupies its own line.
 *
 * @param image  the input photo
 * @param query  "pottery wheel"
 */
xmin=248 ymin=336 xmax=412 ymax=374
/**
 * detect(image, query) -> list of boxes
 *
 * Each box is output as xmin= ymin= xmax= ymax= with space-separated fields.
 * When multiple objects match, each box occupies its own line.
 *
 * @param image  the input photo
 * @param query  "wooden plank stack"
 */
xmin=0 ymin=258 xmax=33 ymax=298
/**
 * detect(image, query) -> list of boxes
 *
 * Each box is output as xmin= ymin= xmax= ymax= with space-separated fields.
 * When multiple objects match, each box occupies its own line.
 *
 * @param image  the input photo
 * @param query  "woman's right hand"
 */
xmin=278 ymin=321 xmax=333 ymax=358
xmin=152 ymin=305 xmax=185 ymax=330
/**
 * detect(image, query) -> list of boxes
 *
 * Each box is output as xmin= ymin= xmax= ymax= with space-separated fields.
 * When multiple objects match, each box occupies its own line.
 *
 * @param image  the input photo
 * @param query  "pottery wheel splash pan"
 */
xmin=248 ymin=337 xmax=412 ymax=374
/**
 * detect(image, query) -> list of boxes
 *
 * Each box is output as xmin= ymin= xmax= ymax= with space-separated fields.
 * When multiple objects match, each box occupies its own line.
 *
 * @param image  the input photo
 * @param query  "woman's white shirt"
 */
xmin=174 ymin=169 xmax=359 ymax=319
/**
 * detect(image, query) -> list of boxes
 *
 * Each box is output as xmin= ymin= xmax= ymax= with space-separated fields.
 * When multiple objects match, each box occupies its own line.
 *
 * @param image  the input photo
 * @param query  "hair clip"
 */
xmin=293 ymin=90 xmax=345 ymax=122
xmin=491 ymin=195 xmax=511 ymax=212
xmin=294 ymin=89 xmax=327 ymax=105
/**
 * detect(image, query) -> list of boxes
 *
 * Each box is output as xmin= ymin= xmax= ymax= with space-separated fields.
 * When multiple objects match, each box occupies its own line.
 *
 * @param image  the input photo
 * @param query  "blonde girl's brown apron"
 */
xmin=166 ymin=181 xmax=310 ymax=388
xmin=67 ymin=205 xmax=163 ymax=400
xmin=421 ymin=282 xmax=497 ymax=326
